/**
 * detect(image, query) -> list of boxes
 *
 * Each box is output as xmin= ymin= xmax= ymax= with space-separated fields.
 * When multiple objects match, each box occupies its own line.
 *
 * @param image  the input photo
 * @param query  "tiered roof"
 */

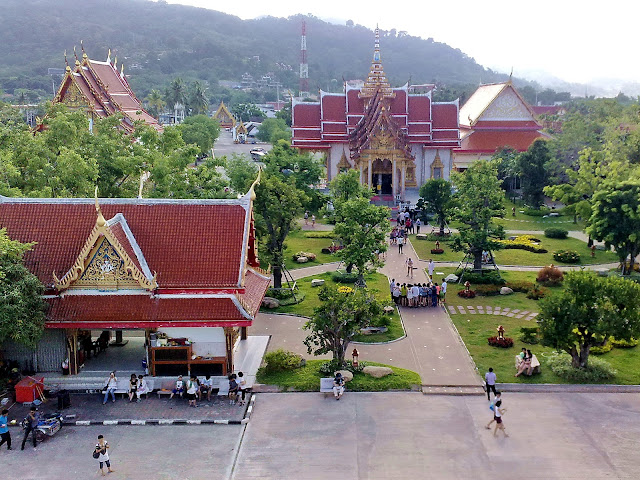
xmin=0 ymin=188 xmax=270 ymax=329
xmin=52 ymin=49 xmax=162 ymax=133
xmin=359 ymin=26 xmax=395 ymax=100
xmin=213 ymin=101 xmax=236 ymax=128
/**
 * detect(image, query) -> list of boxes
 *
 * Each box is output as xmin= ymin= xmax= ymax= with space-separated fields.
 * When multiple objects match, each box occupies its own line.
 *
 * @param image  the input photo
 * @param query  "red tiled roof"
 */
xmin=0 ymin=199 xmax=250 ymax=289
xmin=458 ymin=130 xmax=546 ymax=153
xmin=46 ymin=295 xmax=252 ymax=328
xmin=238 ymin=269 xmax=271 ymax=318
xmin=432 ymin=104 xmax=459 ymax=129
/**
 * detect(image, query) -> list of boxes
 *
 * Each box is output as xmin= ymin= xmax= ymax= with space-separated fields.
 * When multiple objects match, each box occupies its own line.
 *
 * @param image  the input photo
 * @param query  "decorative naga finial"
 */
xmin=73 ymin=46 xmax=80 ymax=66
xmin=107 ymin=48 xmax=111 ymax=63
xmin=94 ymin=186 xmax=106 ymax=227
xmin=113 ymin=56 xmax=117 ymax=68
xmin=120 ymin=63 xmax=124 ymax=76
xmin=508 ymin=67 xmax=513 ymax=83
xmin=64 ymin=50 xmax=70 ymax=71
xmin=247 ymin=168 xmax=262 ymax=201
xmin=80 ymin=40 xmax=87 ymax=59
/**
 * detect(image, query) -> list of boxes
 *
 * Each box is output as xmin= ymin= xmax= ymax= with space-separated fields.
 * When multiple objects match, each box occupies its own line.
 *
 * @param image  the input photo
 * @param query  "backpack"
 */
xmin=489 ymin=403 xmax=495 ymax=411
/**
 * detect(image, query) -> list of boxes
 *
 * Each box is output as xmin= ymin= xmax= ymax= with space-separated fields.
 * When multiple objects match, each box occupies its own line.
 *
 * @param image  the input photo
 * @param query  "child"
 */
xmin=169 ymin=375 xmax=184 ymax=399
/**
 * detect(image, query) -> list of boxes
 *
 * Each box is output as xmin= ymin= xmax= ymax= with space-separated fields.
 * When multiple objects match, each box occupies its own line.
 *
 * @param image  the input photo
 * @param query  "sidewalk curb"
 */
xmin=495 ymin=384 xmax=640 ymax=393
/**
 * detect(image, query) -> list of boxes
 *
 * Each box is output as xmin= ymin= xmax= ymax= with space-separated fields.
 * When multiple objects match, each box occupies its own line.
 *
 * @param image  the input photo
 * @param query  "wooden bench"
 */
xmin=156 ymin=378 xmax=179 ymax=398
xmin=320 ymin=378 xmax=336 ymax=398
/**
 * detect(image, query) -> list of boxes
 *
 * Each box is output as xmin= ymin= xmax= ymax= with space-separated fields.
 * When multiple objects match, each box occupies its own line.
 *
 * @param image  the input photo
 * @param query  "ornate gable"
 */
xmin=479 ymin=86 xmax=536 ymax=122
xmin=213 ymin=101 xmax=236 ymax=127
xmin=53 ymin=199 xmax=157 ymax=292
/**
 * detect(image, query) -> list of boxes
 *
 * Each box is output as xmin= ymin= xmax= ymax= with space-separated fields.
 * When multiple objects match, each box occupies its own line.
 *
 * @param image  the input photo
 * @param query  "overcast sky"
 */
xmin=156 ymin=0 xmax=638 ymax=85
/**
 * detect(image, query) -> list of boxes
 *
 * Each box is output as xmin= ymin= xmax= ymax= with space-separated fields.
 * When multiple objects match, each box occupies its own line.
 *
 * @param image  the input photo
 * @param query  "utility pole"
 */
xmin=299 ymin=20 xmax=309 ymax=98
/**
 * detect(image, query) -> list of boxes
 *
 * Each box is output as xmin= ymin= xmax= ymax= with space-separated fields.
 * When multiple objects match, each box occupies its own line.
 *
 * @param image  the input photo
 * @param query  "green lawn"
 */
xmin=256 ymin=359 xmax=421 ymax=391
xmin=410 ymin=235 xmax=619 ymax=266
xmin=437 ymin=266 xmax=640 ymax=384
xmin=264 ymin=271 xmax=405 ymax=343
xmin=494 ymin=210 xmax=585 ymax=231
xmin=282 ymin=229 xmax=338 ymax=270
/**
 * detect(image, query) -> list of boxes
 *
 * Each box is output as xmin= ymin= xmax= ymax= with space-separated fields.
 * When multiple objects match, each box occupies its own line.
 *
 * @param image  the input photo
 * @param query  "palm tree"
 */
xmin=165 ymin=77 xmax=187 ymax=123
xmin=189 ymin=80 xmax=209 ymax=116
xmin=145 ymin=89 xmax=165 ymax=119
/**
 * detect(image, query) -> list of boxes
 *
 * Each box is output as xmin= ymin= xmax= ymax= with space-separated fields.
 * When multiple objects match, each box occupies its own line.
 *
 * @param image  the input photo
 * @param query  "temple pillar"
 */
xmin=401 ymin=165 xmax=406 ymax=201
xmin=240 ymin=326 xmax=247 ymax=340
xmin=367 ymin=158 xmax=373 ymax=187
xmin=325 ymin=151 xmax=332 ymax=182
xmin=392 ymin=158 xmax=397 ymax=198
xmin=359 ymin=164 xmax=364 ymax=184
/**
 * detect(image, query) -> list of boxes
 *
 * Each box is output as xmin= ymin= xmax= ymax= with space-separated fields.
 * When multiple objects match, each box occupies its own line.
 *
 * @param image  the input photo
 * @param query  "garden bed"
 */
xmin=256 ymin=359 xmax=421 ymax=391
xmin=280 ymin=229 xmax=338 ymax=270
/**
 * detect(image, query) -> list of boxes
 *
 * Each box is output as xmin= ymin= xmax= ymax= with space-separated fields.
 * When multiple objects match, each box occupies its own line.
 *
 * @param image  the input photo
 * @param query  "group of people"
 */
xmin=0 ymin=406 xmax=46 ymax=452
xmin=485 ymin=368 xmax=508 ymax=438
xmin=395 ymin=210 xmax=421 ymax=234
xmin=515 ymin=348 xmax=536 ymax=377
xmin=169 ymin=372 xmax=247 ymax=406
xmin=101 ymin=371 xmax=149 ymax=404
xmin=390 ymin=277 xmax=447 ymax=308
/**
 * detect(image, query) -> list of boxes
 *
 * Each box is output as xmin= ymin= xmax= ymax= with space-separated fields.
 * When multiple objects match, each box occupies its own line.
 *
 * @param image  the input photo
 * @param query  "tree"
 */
xmin=254 ymin=174 xmax=308 ymax=288
xmin=492 ymin=147 xmax=520 ymax=193
xmin=0 ymin=229 xmax=47 ymax=348
xmin=232 ymin=103 xmax=265 ymax=123
xmin=303 ymin=285 xmax=382 ymax=366
xmin=145 ymin=89 xmax=165 ymax=118
xmin=329 ymin=169 xmax=371 ymax=203
xmin=588 ymin=180 xmax=640 ymax=275
xmin=256 ymin=118 xmax=290 ymax=144
xmin=333 ymin=197 xmax=390 ymax=285
xmin=165 ymin=77 xmax=188 ymax=116
xmin=518 ymin=139 xmax=550 ymax=208
xmin=418 ymin=178 xmax=453 ymax=235
xmin=275 ymin=101 xmax=292 ymax=126
xmin=178 ymin=114 xmax=220 ymax=155
xmin=451 ymin=161 xmax=505 ymax=271
xmin=188 ymin=80 xmax=209 ymax=116
xmin=539 ymin=271 xmax=640 ymax=368
xmin=225 ymin=154 xmax=259 ymax=194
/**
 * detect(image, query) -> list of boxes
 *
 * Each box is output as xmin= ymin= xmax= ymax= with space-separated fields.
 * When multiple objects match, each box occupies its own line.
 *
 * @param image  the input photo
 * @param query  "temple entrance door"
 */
xmin=372 ymin=159 xmax=393 ymax=196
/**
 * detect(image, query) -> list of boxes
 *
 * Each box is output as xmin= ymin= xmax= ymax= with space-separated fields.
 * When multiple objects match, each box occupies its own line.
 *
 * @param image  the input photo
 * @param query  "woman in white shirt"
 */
xmin=102 ymin=372 xmax=117 ymax=405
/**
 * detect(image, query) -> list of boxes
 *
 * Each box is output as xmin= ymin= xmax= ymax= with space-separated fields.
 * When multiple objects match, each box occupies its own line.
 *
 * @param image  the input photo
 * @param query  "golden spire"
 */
xmin=94 ymin=187 xmax=106 ymax=227
xmin=81 ymin=40 xmax=87 ymax=59
xmin=359 ymin=25 xmax=394 ymax=99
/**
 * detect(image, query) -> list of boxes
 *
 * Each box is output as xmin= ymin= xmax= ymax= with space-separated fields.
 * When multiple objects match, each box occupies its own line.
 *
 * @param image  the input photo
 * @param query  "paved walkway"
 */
xmin=257 ymin=238 xmax=481 ymax=387
xmin=447 ymin=305 xmax=538 ymax=320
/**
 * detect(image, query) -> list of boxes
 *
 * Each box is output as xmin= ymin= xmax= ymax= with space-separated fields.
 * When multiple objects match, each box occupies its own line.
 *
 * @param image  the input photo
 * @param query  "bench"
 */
xmin=156 ymin=379 xmax=179 ymax=398
xmin=320 ymin=378 xmax=336 ymax=398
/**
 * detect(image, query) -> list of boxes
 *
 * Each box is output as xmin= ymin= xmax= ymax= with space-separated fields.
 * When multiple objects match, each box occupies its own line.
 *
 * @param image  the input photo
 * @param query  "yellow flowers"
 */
xmin=337 ymin=286 xmax=354 ymax=294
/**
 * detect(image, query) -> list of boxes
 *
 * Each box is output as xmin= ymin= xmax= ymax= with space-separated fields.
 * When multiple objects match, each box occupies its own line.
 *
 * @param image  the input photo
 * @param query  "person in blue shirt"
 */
xmin=0 ymin=408 xmax=11 ymax=450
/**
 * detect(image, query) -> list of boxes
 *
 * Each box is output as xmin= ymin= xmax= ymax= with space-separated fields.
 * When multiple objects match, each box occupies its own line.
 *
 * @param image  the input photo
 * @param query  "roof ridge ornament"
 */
xmin=359 ymin=24 xmax=395 ymax=100
xmin=95 ymin=186 xmax=106 ymax=227
xmin=247 ymin=168 xmax=262 ymax=201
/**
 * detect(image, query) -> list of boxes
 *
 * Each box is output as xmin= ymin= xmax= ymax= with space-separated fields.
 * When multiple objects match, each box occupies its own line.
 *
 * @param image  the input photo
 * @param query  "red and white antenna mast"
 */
xmin=299 ymin=20 xmax=309 ymax=98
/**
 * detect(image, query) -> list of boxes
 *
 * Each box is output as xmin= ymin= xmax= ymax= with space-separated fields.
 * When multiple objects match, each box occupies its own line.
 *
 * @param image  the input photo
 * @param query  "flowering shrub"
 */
xmin=498 ymin=235 xmax=547 ymax=253
xmin=526 ymin=285 xmax=548 ymax=300
xmin=293 ymin=251 xmax=317 ymax=261
xmin=487 ymin=336 xmax=514 ymax=348
xmin=430 ymin=248 xmax=444 ymax=254
xmin=474 ymin=285 xmax=502 ymax=296
xmin=457 ymin=289 xmax=476 ymax=298
xmin=337 ymin=286 xmax=354 ymax=294
xmin=553 ymin=250 xmax=581 ymax=264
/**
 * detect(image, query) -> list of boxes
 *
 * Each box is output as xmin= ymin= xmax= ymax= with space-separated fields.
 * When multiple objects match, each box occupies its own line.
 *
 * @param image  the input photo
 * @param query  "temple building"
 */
xmin=47 ymin=48 xmax=162 ymax=133
xmin=453 ymin=80 xmax=549 ymax=170
xmin=212 ymin=101 xmax=236 ymax=129
xmin=292 ymin=27 xmax=460 ymax=200
xmin=0 ymin=181 xmax=269 ymax=378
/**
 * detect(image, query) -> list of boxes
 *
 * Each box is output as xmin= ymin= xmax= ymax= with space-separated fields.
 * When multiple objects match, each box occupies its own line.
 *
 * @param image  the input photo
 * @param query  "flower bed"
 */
xmin=553 ymin=249 xmax=580 ymax=263
xmin=487 ymin=336 xmax=514 ymax=348
xmin=498 ymin=235 xmax=548 ymax=253
xmin=430 ymin=248 xmax=444 ymax=254
xmin=457 ymin=289 xmax=476 ymax=299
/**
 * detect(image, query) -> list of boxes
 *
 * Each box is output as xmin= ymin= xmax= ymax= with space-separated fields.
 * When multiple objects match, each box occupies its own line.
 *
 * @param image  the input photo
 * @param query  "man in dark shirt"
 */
xmin=21 ymin=406 xmax=39 ymax=450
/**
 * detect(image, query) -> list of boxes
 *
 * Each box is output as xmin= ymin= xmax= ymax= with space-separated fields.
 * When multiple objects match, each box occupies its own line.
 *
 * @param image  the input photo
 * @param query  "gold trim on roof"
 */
xmin=53 ymin=197 xmax=158 ymax=292
xmin=213 ymin=101 xmax=236 ymax=127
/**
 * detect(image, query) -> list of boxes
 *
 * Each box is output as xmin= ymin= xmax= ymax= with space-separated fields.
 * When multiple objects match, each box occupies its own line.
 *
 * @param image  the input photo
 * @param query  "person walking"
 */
xmin=21 ymin=406 xmax=39 ymax=450
xmin=102 ymin=372 xmax=117 ymax=404
xmin=406 ymin=257 xmax=414 ymax=278
xmin=485 ymin=391 xmax=502 ymax=429
xmin=491 ymin=400 xmax=508 ymax=438
xmin=0 ymin=409 xmax=11 ymax=450
xmin=398 ymin=236 xmax=404 ymax=254
xmin=311 ymin=214 xmax=316 ymax=228
xmin=485 ymin=368 xmax=497 ymax=400
xmin=94 ymin=435 xmax=114 ymax=476
xmin=428 ymin=259 xmax=435 ymax=280
xmin=389 ymin=278 xmax=395 ymax=300
xmin=440 ymin=279 xmax=447 ymax=304
xmin=304 ymin=211 xmax=309 ymax=225
xmin=415 ymin=218 xmax=421 ymax=234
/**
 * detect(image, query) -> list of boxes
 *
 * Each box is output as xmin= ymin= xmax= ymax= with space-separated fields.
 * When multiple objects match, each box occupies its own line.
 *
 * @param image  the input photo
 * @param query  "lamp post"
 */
xmin=352 ymin=348 xmax=359 ymax=368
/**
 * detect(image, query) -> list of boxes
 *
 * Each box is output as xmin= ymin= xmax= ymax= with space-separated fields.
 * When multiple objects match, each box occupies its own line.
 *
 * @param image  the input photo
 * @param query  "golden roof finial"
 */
xmin=81 ymin=40 xmax=87 ymax=59
xmin=508 ymin=67 xmax=513 ymax=84
xmin=247 ymin=168 xmax=262 ymax=201
xmin=114 ymin=56 xmax=117 ymax=68
xmin=94 ymin=186 xmax=106 ymax=227
xmin=121 ymin=63 xmax=124 ymax=76
xmin=107 ymin=48 xmax=111 ymax=62
xmin=73 ymin=45 xmax=79 ymax=66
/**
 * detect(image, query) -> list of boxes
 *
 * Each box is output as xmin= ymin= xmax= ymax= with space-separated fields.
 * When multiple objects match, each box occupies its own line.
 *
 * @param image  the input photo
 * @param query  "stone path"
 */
xmin=447 ymin=305 xmax=539 ymax=321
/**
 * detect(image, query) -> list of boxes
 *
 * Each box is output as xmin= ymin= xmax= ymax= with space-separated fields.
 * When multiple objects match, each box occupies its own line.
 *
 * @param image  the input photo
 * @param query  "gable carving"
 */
xmin=480 ymin=88 xmax=534 ymax=122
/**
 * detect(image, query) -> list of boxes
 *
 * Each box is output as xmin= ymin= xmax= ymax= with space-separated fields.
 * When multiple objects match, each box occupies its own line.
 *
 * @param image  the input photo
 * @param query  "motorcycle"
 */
xmin=22 ymin=412 xmax=63 ymax=443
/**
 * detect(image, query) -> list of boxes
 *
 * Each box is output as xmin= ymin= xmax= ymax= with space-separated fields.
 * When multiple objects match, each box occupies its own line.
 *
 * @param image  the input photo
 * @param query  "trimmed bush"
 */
xmin=457 ymin=289 xmax=476 ymax=298
xmin=262 ymin=349 xmax=304 ymax=373
xmin=537 ymin=265 xmax=564 ymax=286
xmin=474 ymin=284 xmax=502 ymax=296
xmin=544 ymin=228 xmax=568 ymax=239
xmin=519 ymin=327 xmax=539 ymax=344
xmin=553 ymin=250 xmax=581 ymax=263
xmin=545 ymin=352 xmax=617 ymax=381
xmin=487 ymin=336 xmax=514 ymax=348
xmin=523 ymin=206 xmax=551 ymax=216
xmin=506 ymin=280 xmax=535 ymax=293
xmin=319 ymin=359 xmax=367 ymax=375
xmin=526 ymin=285 xmax=548 ymax=300
xmin=610 ymin=337 xmax=639 ymax=348
xmin=430 ymin=248 xmax=444 ymax=254
xmin=303 ymin=230 xmax=335 ymax=238
xmin=590 ymin=341 xmax=613 ymax=355
xmin=293 ymin=251 xmax=317 ymax=261
xmin=331 ymin=272 xmax=359 ymax=283
xmin=459 ymin=270 xmax=505 ymax=285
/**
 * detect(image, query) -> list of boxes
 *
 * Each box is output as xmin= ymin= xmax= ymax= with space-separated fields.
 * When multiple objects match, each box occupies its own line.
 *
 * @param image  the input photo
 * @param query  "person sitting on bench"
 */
xmin=333 ymin=373 xmax=345 ymax=401
xmin=169 ymin=375 xmax=184 ymax=399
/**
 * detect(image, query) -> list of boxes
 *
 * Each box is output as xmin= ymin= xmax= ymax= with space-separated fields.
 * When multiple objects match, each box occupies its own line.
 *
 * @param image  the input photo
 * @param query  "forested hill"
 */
xmin=2 ymin=0 xmax=518 ymax=103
